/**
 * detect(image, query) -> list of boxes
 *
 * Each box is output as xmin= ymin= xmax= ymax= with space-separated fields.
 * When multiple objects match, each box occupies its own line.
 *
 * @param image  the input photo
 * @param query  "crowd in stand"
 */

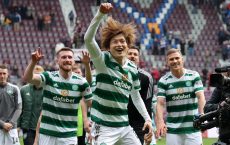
xmin=217 ymin=1 xmax=230 ymax=61
xmin=150 ymin=29 xmax=195 ymax=57
xmin=0 ymin=1 xmax=56 ymax=32
xmin=3 ymin=1 xmax=229 ymax=145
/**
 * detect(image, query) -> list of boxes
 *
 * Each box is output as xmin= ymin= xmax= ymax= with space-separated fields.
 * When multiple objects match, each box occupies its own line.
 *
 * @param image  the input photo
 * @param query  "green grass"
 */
xmin=156 ymin=138 xmax=218 ymax=145
xmin=20 ymin=137 xmax=218 ymax=145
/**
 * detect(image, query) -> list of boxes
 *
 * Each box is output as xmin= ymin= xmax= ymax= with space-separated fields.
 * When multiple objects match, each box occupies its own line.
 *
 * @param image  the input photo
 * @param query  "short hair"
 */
xmin=129 ymin=45 xmax=140 ymax=52
xmin=100 ymin=17 xmax=137 ymax=50
xmin=0 ymin=64 xmax=8 ymax=70
xmin=56 ymin=47 xmax=74 ymax=56
xmin=166 ymin=48 xmax=182 ymax=56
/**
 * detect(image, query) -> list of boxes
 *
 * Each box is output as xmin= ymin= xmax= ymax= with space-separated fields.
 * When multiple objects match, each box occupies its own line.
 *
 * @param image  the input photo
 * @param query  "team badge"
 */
xmin=186 ymin=81 xmax=192 ymax=87
xmin=7 ymin=89 xmax=13 ymax=95
xmin=61 ymin=90 xmax=69 ymax=96
xmin=72 ymin=85 xmax=78 ymax=90
xmin=177 ymin=88 xmax=184 ymax=94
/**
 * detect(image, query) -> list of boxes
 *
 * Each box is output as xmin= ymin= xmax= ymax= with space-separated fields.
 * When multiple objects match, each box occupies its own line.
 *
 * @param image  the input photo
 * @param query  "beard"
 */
xmin=59 ymin=64 xmax=72 ymax=72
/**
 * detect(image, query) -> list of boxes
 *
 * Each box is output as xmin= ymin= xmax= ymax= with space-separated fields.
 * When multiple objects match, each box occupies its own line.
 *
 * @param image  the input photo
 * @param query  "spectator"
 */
xmin=43 ymin=12 xmax=51 ymax=30
xmin=151 ymin=67 xmax=160 ymax=85
xmin=218 ymin=26 xmax=230 ymax=45
xmin=68 ymin=10 xmax=74 ymax=26
xmin=3 ymin=14 xmax=12 ymax=31
xmin=37 ymin=12 xmax=44 ymax=31
xmin=187 ymin=35 xmax=195 ymax=56
xmin=26 ymin=2 xmax=35 ymax=20
xmin=0 ymin=12 xmax=5 ymax=26
xmin=13 ymin=12 xmax=21 ymax=31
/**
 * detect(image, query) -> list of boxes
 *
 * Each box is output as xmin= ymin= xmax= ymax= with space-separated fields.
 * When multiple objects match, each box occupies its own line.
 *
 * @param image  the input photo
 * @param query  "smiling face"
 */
xmin=109 ymin=33 xmax=128 ymax=63
xmin=56 ymin=50 xmax=75 ymax=73
xmin=127 ymin=48 xmax=139 ymax=66
xmin=167 ymin=51 xmax=184 ymax=72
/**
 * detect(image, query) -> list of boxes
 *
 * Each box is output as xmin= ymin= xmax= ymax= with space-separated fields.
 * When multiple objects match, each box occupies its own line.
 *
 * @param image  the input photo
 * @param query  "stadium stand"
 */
xmin=0 ymin=0 xmax=225 ymax=86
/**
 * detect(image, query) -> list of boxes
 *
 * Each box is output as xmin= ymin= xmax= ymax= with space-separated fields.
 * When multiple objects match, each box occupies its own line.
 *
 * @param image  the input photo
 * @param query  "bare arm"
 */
xmin=80 ymin=99 xmax=91 ymax=133
xmin=196 ymin=91 xmax=206 ymax=114
xmin=23 ymin=50 xmax=43 ymax=86
xmin=84 ymin=3 xmax=113 ymax=58
xmin=156 ymin=97 xmax=167 ymax=137
xmin=80 ymin=51 xmax=92 ymax=84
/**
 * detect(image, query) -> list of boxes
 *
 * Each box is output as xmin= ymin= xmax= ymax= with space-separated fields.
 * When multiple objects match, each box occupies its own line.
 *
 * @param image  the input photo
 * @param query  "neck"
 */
xmin=116 ymin=58 xmax=126 ymax=66
xmin=172 ymin=69 xmax=184 ymax=78
xmin=59 ymin=69 xmax=72 ymax=79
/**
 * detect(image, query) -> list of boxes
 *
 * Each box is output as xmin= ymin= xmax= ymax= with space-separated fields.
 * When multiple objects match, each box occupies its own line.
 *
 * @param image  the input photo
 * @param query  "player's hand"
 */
xmin=100 ymin=3 xmax=113 ymax=14
xmin=3 ymin=122 xmax=13 ymax=132
xmin=80 ymin=51 xmax=90 ymax=65
xmin=156 ymin=121 xmax=167 ymax=138
xmin=86 ymin=132 xmax=93 ymax=145
xmin=31 ymin=48 xmax=44 ymax=63
xmin=84 ymin=119 xmax=92 ymax=133
xmin=144 ymin=133 xmax=152 ymax=145
xmin=143 ymin=120 xmax=153 ymax=144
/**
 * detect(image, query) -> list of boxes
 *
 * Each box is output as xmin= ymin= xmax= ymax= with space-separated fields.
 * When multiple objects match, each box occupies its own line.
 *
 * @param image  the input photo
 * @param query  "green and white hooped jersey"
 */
xmin=157 ymin=69 xmax=203 ymax=134
xmin=90 ymin=71 xmax=97 ymax=93
xmin=91 ymin=51 xmax=140 ymax=127
xmin=39 ymin=71 xmax=92 ymax=138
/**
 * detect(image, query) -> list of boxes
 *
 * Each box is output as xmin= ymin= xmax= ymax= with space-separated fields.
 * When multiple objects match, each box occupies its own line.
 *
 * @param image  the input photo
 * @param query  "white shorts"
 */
xmin=0 ymin=129 xmax=20 ymax=145
xmin=166 ymin=132 xmax=202 ymax=145
xmin=39 ymin=134 xmax=78 ymax=145
xmin=91 ymin=123 xmax=141 ymax=145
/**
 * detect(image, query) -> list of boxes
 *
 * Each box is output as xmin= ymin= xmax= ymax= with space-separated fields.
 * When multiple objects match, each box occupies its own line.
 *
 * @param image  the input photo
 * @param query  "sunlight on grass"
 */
xmin=156 ymin=137 xmax=218 ymax=145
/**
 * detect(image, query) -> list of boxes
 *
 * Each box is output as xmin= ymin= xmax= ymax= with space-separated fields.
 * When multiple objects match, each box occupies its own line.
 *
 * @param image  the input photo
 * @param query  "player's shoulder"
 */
xmin=160 ymin=71 xmax=172 ymax=81
xmin=72 ymin=73 xmax=88 ymax=84
xmin=7 ymin=82 xmax=19 ymax=89
xmin=127 ymin=59 xmax=137 ymax=69
xmin=20 ymin=84 xmax=30 ymax=90
xmin=43 ymin=71 xmax=59 ymax=77
xmin=138 ymin=68 xmax=152 ymax=78
xmin=185 ymin=69 xmax=199 ymax=76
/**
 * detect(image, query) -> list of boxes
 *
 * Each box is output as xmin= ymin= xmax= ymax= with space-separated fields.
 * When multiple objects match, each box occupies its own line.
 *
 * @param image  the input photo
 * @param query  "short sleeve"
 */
xmin=157 ymin=78 xmax=166 ymax=98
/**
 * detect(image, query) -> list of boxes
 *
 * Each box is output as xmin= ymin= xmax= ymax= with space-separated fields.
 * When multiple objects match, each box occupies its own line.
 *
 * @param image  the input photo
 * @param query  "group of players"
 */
xmin=0 ymin=3 xmax=207 ymax=145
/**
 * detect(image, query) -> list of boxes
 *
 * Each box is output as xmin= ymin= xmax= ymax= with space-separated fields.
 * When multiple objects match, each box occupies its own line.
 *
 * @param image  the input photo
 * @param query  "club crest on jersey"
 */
xmin=72 ymin=85 xmax=78 ymax=90
xmin=177 ymin=88 xmax=184 ymax=94
xmin=186 ymin=81 xmax=192 ymax=87
xmin=7 ymin=89 xmax=13 ymax=95
xmin=61 ymin=90 xmax=69 ymax=96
